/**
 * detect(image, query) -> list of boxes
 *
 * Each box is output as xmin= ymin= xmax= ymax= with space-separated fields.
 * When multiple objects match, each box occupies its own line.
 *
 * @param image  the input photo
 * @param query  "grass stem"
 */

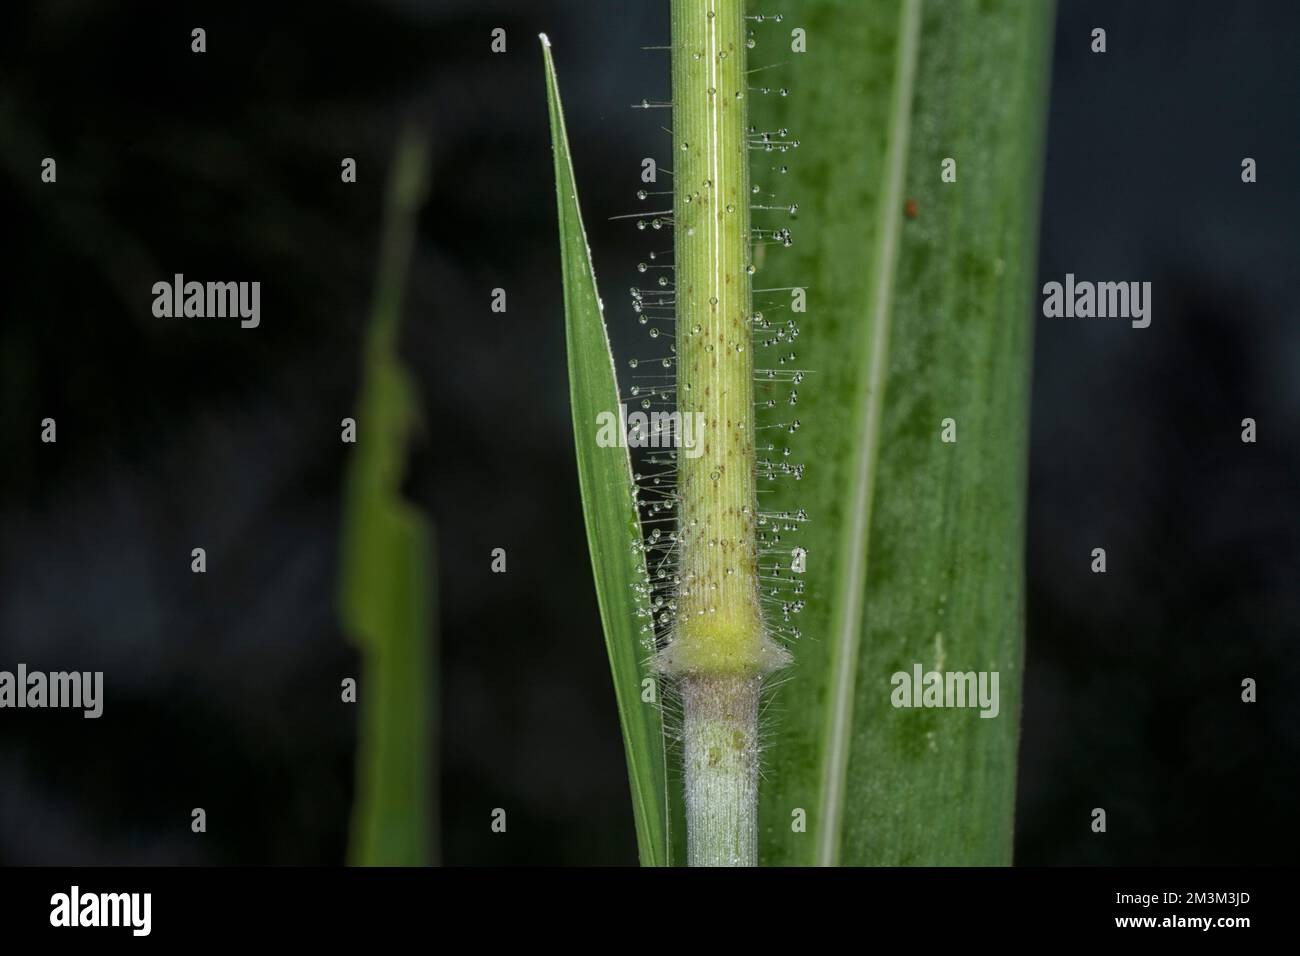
xmin=659 ymin=0 xmax=787 ymax=867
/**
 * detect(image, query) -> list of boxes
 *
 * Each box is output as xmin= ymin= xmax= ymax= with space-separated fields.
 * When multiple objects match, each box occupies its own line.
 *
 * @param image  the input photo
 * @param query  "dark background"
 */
xmin=0 ymin=0 xmax=1295 ymax=865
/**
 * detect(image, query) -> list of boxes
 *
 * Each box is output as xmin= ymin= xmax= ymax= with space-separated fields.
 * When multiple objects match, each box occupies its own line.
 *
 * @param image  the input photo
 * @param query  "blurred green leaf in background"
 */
xmin=341 ymin=125 xmax=437 ymax=867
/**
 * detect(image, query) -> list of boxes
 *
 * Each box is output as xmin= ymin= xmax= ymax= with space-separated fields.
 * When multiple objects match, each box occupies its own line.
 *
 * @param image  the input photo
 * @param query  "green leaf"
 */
xmin=755 ymin=0 xmax=1055 ymax=865
xmin=540 ymin=35 xmax=673 ymax=867
xmin=341 ymin=125 xmax=437 ymax=866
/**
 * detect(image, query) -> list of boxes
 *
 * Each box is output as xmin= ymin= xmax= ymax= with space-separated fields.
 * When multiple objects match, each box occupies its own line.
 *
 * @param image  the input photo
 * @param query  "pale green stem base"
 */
xmin=681 ymin=674 xmax=761 ymax=866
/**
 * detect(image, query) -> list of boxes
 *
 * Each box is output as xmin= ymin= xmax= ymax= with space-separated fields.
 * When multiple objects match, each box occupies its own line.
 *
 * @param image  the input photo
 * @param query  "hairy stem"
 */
xmin=659 ymin=0 xmax=786 ymax=867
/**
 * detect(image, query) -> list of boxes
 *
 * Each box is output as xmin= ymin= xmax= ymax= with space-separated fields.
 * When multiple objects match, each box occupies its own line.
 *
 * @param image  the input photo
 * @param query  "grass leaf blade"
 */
xmin=541 ymin=34 xmax=672 ymax=867
xmin=756 ymin=0 xmax=1055 ymax=866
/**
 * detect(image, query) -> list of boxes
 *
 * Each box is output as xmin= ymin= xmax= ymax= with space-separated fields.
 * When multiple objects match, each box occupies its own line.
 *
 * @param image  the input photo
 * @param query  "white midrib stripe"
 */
xmin=815 ymin=0 xmax=923 ymax=867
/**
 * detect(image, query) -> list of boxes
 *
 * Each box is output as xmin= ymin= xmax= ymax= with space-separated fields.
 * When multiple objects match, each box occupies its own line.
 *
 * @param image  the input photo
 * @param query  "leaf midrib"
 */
xmin=814 ymin=0 xmax=923 ymax=867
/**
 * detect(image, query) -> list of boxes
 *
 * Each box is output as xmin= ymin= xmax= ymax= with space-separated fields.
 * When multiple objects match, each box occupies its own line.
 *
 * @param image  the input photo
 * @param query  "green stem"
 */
xmin=658 ymin=0 xmax=786 ymax=867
